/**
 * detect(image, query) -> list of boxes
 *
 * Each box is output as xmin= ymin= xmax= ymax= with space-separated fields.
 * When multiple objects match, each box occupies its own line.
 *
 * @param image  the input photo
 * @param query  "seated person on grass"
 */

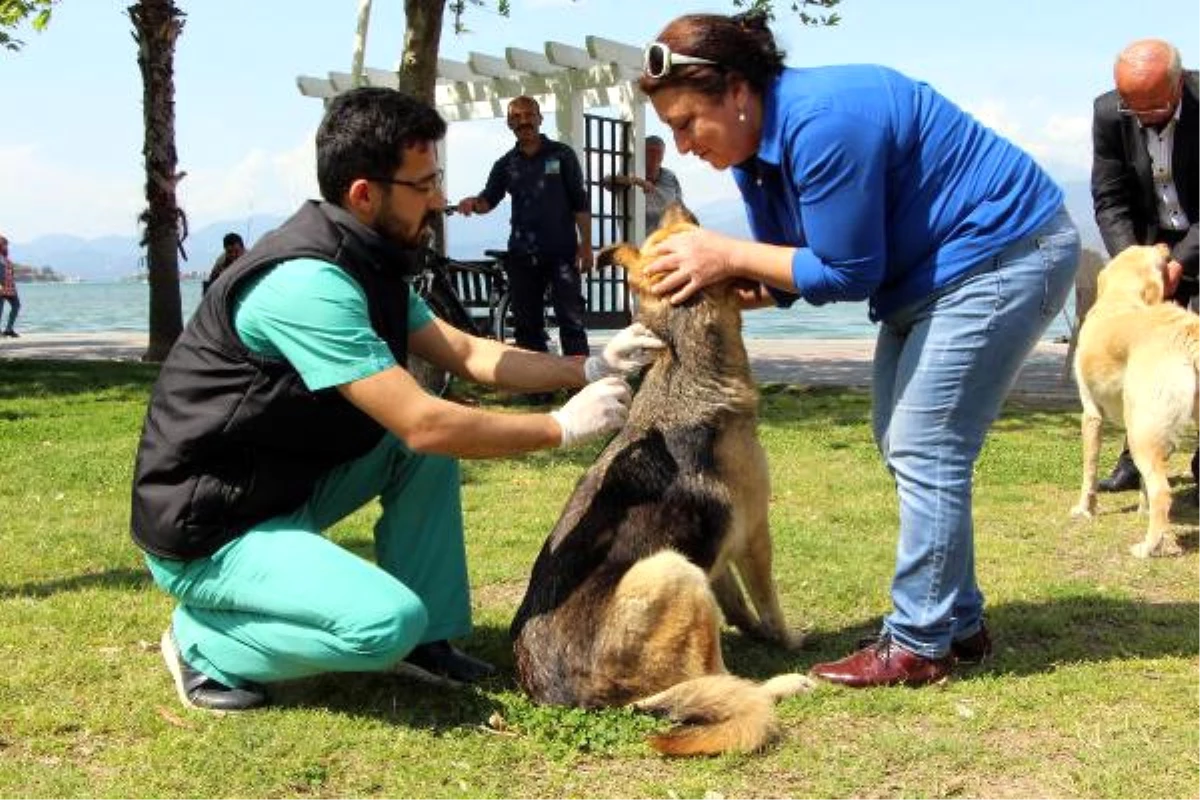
xmin=129 ymin=87 xmax=663 ymax=712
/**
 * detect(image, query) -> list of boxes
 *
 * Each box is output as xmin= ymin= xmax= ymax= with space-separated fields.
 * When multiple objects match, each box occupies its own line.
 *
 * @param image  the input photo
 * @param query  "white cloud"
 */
xmin=0 ymin=136 xmax=318 ymax=243
xmin=444 ymin=119 xmax=510 ymax=197
xmin=0 ymin=143 xmax=144 ymax=241
xmin=962 ymin=98 xmax=1091 ymax=181
xmin=178 ymin=136 xmax=317 ymax=228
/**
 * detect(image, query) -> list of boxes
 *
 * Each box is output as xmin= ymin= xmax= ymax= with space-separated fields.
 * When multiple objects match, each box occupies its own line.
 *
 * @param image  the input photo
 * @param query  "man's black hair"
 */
xmin=316 ymin=87 xmax=448 ymax=204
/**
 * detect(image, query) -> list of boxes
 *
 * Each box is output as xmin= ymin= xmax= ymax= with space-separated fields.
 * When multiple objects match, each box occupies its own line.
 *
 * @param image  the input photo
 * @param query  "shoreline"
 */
xmin=0 ymin=331 xmax=1078 ymax=406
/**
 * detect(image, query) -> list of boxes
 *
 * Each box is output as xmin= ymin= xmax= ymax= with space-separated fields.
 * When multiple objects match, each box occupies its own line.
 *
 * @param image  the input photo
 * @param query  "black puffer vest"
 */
xmin=131 ymin=201 xmax=419 ymax=560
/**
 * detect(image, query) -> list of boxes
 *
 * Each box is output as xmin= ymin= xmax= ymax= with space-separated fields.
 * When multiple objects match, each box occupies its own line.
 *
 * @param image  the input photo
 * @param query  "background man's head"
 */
xmin=221 ymin=232 xmax=245 ymax=260
xmin=506 ymin=96 xmax=543 ymax=146
xmin=0 ymin=236 xmax=8 ymax=256
xmin=645 ymin=135 xmax=666 ymax=175
xmin=316 ymin=87 xmax=449 ymax=247
xmin=1114 ymin=39 xmax=1184 ymax=127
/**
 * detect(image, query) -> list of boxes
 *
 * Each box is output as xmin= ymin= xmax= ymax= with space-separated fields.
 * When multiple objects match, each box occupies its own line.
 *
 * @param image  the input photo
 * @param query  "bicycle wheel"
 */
xmin=411 ymin=282 xmax=463 ymax=397
xmin=492 ymin=289 xmax=514 ymax=343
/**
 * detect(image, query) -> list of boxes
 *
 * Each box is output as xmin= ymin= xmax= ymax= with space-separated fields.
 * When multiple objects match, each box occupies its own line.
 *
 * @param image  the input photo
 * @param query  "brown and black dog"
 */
xmin=510 ymin=206 xmax=809 ymax=757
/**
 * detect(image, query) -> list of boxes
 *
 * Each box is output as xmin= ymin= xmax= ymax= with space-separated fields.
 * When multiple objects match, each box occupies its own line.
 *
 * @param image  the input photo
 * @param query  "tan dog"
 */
xmin=1070 ymin=244 xmax=1199 ymax=557
xmin=509 ymin=205 xmax=809 ymax=756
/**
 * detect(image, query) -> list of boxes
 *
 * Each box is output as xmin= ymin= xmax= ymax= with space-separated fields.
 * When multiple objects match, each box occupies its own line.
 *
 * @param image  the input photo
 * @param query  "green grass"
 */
xmin=0 ymin=361 xmax=1196 ymax=798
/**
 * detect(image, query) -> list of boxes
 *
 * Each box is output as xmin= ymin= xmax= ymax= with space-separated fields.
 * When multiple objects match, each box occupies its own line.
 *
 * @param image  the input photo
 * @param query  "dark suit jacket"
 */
xmin=1091 ymin=69 xmax=1198 ymax=299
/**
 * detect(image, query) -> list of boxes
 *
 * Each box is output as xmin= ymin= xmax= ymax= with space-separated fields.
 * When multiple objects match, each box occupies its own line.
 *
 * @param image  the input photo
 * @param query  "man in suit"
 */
xmin=1090 ymin=38 xmax=1198 ymax=492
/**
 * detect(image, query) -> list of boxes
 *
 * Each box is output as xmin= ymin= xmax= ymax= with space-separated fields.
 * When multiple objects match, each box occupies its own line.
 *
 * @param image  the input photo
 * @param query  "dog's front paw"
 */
xmin=1130 ymin=535 xmax=1182 ymax=558
xmin=1069 ymin=501 xmax=1095 ymax=520
xmin=780 ymin=628 xmax=808 ymax=651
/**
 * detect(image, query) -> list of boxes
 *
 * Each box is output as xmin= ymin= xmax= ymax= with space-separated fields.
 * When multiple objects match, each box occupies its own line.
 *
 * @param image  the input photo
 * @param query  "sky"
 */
xmin=0 ymin=0 xmax=1197 ymax=244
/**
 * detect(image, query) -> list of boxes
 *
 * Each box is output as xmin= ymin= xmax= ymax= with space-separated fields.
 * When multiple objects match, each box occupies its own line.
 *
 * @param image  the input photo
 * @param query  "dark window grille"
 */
xmin=581 ymin=112 xmax=633 ymax=329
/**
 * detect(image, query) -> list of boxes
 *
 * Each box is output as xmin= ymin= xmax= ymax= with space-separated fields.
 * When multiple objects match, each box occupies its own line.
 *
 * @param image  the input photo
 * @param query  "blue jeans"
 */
xmin=145 ymin=434 xmax=472 ymax=688
xmin=0 ymin=294 xmax=19 ymax=331
xmin=871 ymin=207 xmax=1079 ymax=658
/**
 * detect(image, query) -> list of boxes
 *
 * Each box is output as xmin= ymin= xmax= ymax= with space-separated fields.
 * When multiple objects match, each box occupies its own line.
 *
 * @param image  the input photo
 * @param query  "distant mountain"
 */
xmin=13 ymin=232 xmax=147 ymax=282
xmin=11 ymin=214 xmax=289 ymax=281
xmin=11 ymin=179 xmax=1104 ymax=281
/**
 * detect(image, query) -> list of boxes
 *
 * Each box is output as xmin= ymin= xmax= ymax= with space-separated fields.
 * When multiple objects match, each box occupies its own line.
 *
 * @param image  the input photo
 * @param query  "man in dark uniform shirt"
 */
xmin=457 ymin=96 xmax=594 ymax=379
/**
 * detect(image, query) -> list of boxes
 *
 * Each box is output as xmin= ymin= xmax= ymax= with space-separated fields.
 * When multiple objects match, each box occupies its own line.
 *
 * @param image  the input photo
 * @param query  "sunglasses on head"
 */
xmin=642 ymin=42 xmax=718 ymax=79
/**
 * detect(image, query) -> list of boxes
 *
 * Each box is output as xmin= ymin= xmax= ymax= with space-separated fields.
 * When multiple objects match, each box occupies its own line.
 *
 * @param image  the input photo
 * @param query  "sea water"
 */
xmin=11 ymin=280 xmax=1074 ymax=342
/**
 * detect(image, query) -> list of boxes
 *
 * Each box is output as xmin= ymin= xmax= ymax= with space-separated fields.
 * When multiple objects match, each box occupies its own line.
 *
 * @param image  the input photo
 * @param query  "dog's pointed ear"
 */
xmin=597 ymin=243 xmax=640 ymax=272
xmin=658 ymin=203 xmax=698 ymax=230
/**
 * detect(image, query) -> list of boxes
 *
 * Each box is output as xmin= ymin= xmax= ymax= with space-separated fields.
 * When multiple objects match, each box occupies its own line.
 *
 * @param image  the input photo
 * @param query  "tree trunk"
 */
xmin=398 ymin=1 xmax=450 ymax=394
xmin=399 ymin=0 xmax=445 ymax=104
xmin=129 ymin=0 xmax=187 ymax=363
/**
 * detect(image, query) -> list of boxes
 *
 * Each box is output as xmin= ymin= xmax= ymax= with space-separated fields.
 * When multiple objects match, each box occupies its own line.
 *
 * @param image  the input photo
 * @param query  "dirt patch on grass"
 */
xmin=474 ymin=579 xmax=528 ymax=609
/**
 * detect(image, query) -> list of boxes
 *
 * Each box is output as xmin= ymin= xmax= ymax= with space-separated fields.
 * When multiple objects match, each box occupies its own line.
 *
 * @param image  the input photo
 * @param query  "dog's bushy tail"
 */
xmin=634 ymin=673 xmax=814 ymax=756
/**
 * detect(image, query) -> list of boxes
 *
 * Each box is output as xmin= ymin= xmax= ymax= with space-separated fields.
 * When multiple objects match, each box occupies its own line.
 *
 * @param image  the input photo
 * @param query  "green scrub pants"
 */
xmin=145 ymin=434 xmax=471 ymax=688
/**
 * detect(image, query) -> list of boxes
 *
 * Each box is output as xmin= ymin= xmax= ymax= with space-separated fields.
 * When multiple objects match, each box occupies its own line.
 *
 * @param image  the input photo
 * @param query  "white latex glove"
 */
xmin=583 ymin=322 xmax=666 ymax=382
xmin=549 ymin=376 xmax=632 ymax=447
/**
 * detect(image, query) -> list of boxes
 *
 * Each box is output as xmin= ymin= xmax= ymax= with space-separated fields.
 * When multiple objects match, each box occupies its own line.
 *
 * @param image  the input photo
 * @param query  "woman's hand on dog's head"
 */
xmin=644 ymin=229 xmax=734 ymax=305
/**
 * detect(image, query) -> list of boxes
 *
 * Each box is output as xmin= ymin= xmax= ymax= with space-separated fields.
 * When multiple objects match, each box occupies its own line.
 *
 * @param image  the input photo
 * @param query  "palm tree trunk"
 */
xmin=129 ymin=0 xmax=187 ymax=363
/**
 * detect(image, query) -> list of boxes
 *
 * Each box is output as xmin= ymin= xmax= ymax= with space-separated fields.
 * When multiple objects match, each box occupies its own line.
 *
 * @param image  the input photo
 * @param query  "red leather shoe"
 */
xmin=811 ymin=637 xmax=953 ymax=688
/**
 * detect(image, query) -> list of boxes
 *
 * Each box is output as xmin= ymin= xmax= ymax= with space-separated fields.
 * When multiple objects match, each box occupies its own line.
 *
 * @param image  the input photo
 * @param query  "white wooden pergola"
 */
xmin=295 ymin=5 xmax=652 ymax=241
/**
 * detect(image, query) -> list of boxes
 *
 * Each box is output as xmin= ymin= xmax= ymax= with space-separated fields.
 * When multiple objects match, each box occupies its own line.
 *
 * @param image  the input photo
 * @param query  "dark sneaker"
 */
xmin=393 ymin=640 xmax=496 ymax=687
xmin=2 ymin=330 xmax=17 ymax=338
xmin=160 ymin=629 xmax=267 ymax=712
xmin=1098 ymin=452 xmax=1140 ymax=493
xmin=951 ymin=625 xmax=993 ymax=665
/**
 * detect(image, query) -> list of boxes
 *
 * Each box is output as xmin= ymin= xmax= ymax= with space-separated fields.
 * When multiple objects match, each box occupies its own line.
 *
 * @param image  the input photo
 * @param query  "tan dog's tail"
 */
xmin=634 ymin=673 xmax=814 ymax=756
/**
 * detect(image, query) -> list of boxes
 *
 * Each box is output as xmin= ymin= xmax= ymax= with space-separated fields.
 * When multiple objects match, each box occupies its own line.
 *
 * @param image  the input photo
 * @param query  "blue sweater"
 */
xmin=734 ymin=65 xmax=1063 ymax=320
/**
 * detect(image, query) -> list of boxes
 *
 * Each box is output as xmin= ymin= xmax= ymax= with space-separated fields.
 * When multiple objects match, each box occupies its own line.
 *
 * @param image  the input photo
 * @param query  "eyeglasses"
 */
xmin=1113 ymin=82 xmax=1180 ymax=119
xmin=1116 ymin=97 xmax=1176 ymax=117
xmin=643 ymin=42 xmax=718 ymax=79
xmin=371 ymin=169 xmax=444 ymax=195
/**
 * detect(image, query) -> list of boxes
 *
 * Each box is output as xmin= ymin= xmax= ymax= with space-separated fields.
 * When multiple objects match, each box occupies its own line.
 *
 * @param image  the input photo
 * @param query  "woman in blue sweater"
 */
xmin=639 ymin=12 xmax=1080 ymax=688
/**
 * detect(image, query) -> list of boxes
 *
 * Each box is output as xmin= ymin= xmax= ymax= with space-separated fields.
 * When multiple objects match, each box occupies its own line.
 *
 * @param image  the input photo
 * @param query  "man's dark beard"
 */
xmin=371 ymin=210 xmax=425 ymax=250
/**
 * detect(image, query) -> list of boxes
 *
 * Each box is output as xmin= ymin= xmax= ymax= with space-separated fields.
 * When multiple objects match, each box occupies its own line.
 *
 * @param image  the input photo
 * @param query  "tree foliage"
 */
xmin=0 ymin=0 xmax=57 ymax=51
xmin=397 ymin=0 xmax=842 ymax=117
xmin=733 ymin=0 xmax=841 ymax=26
